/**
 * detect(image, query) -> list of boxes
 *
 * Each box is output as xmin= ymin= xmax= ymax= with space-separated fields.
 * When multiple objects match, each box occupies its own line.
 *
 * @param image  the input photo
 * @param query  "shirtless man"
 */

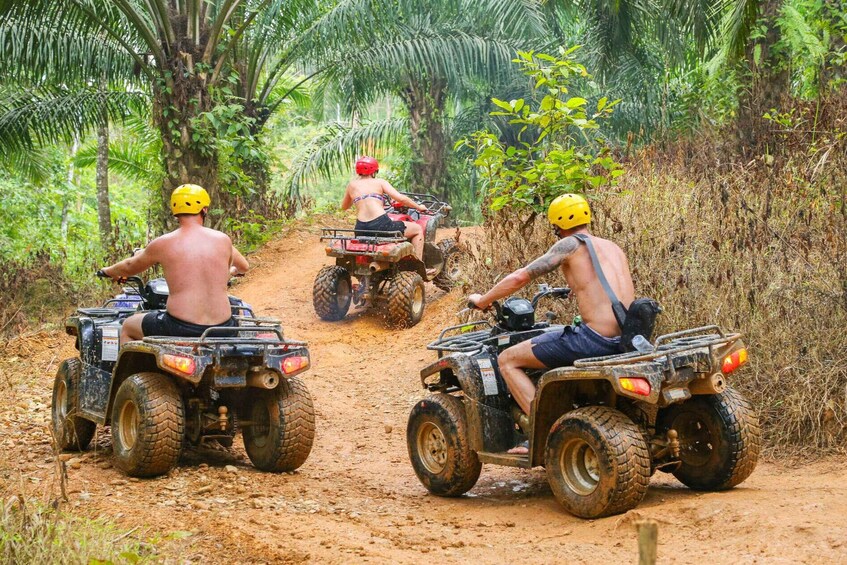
xmin=341 ymin=156 xmax=427 ymax=261
xmin=99 ymin=184 xmax=249 ymax=345
xmin=468 ymin=194 xmax=634 ymax=453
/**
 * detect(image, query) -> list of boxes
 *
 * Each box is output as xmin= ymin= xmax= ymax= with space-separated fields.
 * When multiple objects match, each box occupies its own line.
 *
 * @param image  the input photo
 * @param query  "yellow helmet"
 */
xmin=170 ymin=184 xmax=210 ymax=215
xmin=548 ymin=193 xmax=591 ymax=230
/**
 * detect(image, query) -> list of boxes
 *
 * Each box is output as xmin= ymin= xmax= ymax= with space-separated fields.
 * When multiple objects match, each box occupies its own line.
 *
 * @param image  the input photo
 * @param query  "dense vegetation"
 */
xmin=0 ymin=0 xmax=844 ymax=451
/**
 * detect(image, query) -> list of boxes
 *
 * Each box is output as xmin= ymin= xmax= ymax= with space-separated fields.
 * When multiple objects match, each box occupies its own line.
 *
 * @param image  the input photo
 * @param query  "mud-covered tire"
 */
xmin=387 ymin=271 xmax=425 ymax=327
xmin=111 ymin=372 xmax=184 ymax=477
xmin=51 ymin=358 xmax=96 ymax=451
xmin=432 ymin=238 xmax=462 ymax=292
xmin=242 ymin=376 xmax=315 ymax=472
xmin=545 ymin=406 xmax=650 ymax=518
xmin=313 ymin=266 xmax=352 ymax=321
xmin=407 ymin=394 xmax=482 ymax=497
xmin=657 ymin=387 xmax=760 ymax=490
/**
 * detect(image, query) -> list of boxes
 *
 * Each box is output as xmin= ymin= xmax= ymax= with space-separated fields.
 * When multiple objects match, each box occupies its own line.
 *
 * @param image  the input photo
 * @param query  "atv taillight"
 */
xmin=355 ymin=256 xmax=370 ymax=265
xmin=722 ymin=348 xmax=748 ymax=374
xmin=282 ymin=355 xmax=309 ymax=374
xmin=619 ymin=377 xmax=651 ymax=396
xmin=163 ymin=354 xmax=196 ymax=375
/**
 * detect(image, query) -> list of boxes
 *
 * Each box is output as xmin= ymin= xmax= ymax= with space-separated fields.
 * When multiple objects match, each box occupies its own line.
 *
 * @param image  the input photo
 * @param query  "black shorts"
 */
xmin=531 ymin=323 xmax=622 ymax=368
xmin=354 ymin=214 xmax=406 ymax=237
xmin=141 ymin=311 xmax=237 ymax=338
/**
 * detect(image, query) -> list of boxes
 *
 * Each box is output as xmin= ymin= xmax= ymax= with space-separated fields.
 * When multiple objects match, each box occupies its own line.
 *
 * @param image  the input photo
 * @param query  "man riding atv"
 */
xmin=99 ymin=184 xmax=249 ymax=344
xmin=342 ymin=156 xmax=428 ymax=262
xmin=468 ymin=194 xmax=632 ymax=453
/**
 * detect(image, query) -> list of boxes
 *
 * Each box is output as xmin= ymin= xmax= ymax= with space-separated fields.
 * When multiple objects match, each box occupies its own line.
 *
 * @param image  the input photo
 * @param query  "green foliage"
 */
xmin=460 ymin=48 xmax=623 ymax=213
xmin=0 ymin=496 xmax=151 ymax=564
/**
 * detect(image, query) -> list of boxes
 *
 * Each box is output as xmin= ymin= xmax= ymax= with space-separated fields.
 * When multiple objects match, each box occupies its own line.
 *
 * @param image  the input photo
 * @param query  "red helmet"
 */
xmin=355 ymin=156 xmax=379 ymax=176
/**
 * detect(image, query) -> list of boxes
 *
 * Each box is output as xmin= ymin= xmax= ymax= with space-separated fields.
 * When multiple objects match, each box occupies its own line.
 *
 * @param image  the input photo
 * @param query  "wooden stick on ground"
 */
xmin=636 ymin=519 xmax=658 ymax=565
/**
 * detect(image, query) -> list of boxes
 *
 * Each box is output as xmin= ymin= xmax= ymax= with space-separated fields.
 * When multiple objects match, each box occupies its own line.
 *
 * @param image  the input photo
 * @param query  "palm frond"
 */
xmin=286 ymin=118 xmax=409 ymax=197
xmin=0 ymin=86 xmax=148 ymax=155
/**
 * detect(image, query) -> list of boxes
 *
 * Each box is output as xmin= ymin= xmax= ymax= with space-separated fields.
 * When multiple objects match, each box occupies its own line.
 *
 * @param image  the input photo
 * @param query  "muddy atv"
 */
xmin=313 ymin=192 xmax=462 ymax=328
xmin=52 ymin=274 xmax=315 ymax=478
xmin=406 ymin=286 xmax=761 ymax=518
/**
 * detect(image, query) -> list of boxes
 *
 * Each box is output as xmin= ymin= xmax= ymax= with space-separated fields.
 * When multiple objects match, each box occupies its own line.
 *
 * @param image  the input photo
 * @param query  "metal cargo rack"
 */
xmin=320 ymin=228 xmax=405 ymax=255
xmin=142 ymin=322 xmax=307 ymax=358
xmin=574 ymin=325 xmax=741 ymax=368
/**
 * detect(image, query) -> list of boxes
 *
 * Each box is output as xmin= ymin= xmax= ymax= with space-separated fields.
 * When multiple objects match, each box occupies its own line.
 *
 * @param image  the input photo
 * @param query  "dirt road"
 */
xmin=2 ymin=224 xmax=846 ymax=564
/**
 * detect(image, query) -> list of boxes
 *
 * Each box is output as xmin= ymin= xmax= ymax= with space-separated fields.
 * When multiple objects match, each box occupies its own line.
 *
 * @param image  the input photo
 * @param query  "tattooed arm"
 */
xmin=469 ymin=236 xmax=580 ymax=309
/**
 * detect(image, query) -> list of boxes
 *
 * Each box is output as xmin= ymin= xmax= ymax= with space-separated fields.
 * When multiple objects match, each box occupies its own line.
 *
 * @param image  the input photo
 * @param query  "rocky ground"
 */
xmin=1 ymin=225 xmax=845 ymax=564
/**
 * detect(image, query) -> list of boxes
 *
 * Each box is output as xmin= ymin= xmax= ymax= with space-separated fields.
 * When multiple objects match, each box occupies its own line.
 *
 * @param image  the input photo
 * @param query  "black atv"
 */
xmin=406 ymin=285 xmax=761 ymax=518
xmin=52 ymin=274 xmax=315 ymax=477
xmin=314 ymin=192 xmax=462 ymax=328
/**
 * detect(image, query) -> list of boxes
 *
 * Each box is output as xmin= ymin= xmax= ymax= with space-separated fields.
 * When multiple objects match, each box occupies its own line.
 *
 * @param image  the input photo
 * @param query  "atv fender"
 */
xmin=419 ymin=353 xmax=485 ymax=452
xmin=530 ymin=363 xmax=664 ymax=466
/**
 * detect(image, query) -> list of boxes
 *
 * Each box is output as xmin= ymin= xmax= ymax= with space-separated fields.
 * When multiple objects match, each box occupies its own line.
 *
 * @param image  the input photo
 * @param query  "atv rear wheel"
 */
xmin=407 ymin=394 xmax=482 ymax=497
xmin=387 ymin=271 xmax=425 ymax=327
xmin=242 ymin=376 xmax=315 ymax=472
xmin=313 ymin=266 xmax=352 ymax=321
xmin=657 ymin=387 xmax=760 ymax=490
xmin=545 ymin=406 xmax=650 ymax=518
xmin=111 ymin=372 xmax=184 ymax=477
xmin=432 ymin=238 xmax=462 ymax=291
xmin=51 ymin=358 xmax=96 ymax=451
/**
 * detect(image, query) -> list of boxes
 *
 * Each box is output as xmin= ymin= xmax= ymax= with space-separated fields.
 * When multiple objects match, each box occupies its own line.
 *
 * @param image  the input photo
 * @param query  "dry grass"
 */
xmin=463 ymin=94 xmax=847 ymax=455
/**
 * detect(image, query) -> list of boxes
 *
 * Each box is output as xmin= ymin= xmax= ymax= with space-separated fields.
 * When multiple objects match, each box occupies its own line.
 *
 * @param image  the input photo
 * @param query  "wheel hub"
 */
xmin=561 ymin=438 xmax=601 ymax=496
xmin=118 ymin=399 xmax=139 ymax=450
xmin=56 ymin=379 xmax=68 ymax=420
xmin=412 ymin=284 xmax=424 ymax=316
xmin=417 ymin=422 xmax=448 ymax=474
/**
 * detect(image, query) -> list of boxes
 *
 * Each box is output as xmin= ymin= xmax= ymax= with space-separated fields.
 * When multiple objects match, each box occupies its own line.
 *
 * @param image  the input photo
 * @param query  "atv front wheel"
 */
xmin=242 ymin=376 xmax=315 ymax=472
xmin=111 ymin=372 xmax=184 ymax=477
xmin=387 ymin=271 xmax=425 ymax=327
xmin=432 ymin=238 xmax=462 ymax=292
xmin=545 ymin=406 xmax=650 ymax=518
xmin=51 ymin=358 xmax=96 ymax=451
xmin=407 ymin=394 xmax=482 ymax=497
xmin=313 ymin=266 xmax=352 ymax=321
xmin=657 ymin=387 xmax=760 ymax=490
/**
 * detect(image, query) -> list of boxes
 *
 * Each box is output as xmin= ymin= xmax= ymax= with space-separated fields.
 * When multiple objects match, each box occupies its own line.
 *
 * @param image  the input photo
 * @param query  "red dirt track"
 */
xmin=1 ymin=225 xmax=846 ymax=564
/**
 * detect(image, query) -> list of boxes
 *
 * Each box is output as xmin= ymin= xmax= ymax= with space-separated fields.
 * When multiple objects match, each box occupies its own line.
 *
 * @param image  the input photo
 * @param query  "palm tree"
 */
xmin=0 ymin=0 xmax=322 ymax=225
xmin=286 ymin=0 xmax=548 ymax=200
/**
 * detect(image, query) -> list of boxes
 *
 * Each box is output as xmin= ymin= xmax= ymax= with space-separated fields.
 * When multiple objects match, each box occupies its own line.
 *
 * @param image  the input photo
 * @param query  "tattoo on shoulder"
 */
xmin=525 ymin=237 xmax=580 ymax=279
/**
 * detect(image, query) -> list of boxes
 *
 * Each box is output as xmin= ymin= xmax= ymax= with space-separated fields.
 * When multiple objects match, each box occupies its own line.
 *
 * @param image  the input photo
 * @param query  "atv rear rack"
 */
xmin=142 ymin=321 xmax=307 ymax=351
xmin=574 ymin=325 xmax=742 ymax=368
xmin=321 ymin=228 xmax=406 ymax=255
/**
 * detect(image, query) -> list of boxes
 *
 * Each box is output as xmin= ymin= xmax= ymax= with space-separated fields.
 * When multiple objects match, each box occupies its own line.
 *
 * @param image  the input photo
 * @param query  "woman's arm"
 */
xmin=341 ymin=184 xmax=353 ymax=210
xmin=383 ymin=182 xmax=425 ymax=211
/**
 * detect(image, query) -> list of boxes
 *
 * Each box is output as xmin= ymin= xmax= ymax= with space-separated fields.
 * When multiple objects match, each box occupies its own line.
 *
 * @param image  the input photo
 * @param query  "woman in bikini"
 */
xmin=341 ymin=156 xmax=427 ymax=261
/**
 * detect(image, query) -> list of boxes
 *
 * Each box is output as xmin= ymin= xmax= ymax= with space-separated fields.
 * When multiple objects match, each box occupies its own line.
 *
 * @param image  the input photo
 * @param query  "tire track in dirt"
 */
xmin=2 ymin=223 xmax=847 ymax=563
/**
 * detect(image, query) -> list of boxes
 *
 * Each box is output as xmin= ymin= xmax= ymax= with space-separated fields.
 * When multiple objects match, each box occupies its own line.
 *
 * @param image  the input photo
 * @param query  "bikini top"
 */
xmin=352 ymin=192 xmax=385 ymax=205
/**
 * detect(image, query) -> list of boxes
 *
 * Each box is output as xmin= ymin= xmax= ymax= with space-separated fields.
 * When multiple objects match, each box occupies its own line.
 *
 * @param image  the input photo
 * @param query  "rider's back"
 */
xmin=153 ymin=225 xmax=233 ymax=325
xmin=346 ymin=177 xmax=388 ymax=222
xmin=562 ymin=234 xmax=634 ymax=338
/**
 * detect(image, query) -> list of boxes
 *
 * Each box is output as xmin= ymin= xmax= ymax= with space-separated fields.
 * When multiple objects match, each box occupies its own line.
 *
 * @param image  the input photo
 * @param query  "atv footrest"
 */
xmin=477 ymin=451 xmax=532 ymax=469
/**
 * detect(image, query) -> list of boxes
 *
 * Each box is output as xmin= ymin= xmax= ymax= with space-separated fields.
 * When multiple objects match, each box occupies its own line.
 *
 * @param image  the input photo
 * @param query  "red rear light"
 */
xmin=356 ymin=256 xmax=370 ymax=265
xmin=722 ymin=348 xmax=748 ymax=374
xmin=619 ymin=377 xmax=651 ymax=396
xmin=162 ymin=354 xmax=196 ymax=375
xmin=282 ymin=355 xmax=309 ymax=374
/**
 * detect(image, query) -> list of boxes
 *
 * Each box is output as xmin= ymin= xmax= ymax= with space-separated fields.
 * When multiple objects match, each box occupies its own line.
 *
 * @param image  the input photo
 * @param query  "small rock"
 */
xmin=110 ymin=479 xmax=128 ymax=486
xmin=192 ymin=501 xmax=210 ymax=511
xmin=195 ymin=485 xmax=213 ymax=495
xmin=99 ymin=462 xmax=113 ymax=469
xmin=58 ymin=454 xmax=74 ymax=462
xmin=68 ymin=458 xmax=82 ymax=469
xmin=79 ymin=492 xmax=91 ymax=501
xmin=198 ymin=463 xmax=209 ymax=470
xmin=384 ymin=425 xmax=393 ymax=434
xmin=225 ymin=465 xmax=238 ymax=474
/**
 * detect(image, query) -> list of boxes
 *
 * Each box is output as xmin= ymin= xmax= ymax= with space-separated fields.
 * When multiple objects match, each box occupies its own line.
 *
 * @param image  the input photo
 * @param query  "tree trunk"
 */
xmin=152 ymin=52 xmax=220 ymax=231
xmin=401 ymin=78 xmax=449 ymax=200
xmin=96 ymin=118 xmax=112 ymax=250
xmin=736 ymin=0 xmax=790 ymax=152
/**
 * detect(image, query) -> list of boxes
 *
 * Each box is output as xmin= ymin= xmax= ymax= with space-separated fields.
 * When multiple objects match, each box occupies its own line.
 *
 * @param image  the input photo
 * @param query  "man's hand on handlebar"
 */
xmin=467 ymin=293 xmax=488 ymax=310
xmin=96 ymin=268 xmax=127 ymax=284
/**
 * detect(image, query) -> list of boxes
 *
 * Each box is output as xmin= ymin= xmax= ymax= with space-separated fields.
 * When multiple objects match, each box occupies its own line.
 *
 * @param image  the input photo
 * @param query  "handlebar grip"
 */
xmin=96 ymin=269 xmax=109 ymax=279
xmin=467 ymin=300 xmax=478 ymax=310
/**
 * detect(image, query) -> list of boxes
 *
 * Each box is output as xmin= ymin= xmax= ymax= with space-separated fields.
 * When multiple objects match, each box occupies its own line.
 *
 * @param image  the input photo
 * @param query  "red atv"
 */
xmin=313 ymin=193 xmax=462 ymax=327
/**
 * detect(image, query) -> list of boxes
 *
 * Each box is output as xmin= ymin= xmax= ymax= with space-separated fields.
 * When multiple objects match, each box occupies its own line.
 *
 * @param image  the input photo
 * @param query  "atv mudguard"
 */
xmin=419 ymin=352 xmax=517 ymax=454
